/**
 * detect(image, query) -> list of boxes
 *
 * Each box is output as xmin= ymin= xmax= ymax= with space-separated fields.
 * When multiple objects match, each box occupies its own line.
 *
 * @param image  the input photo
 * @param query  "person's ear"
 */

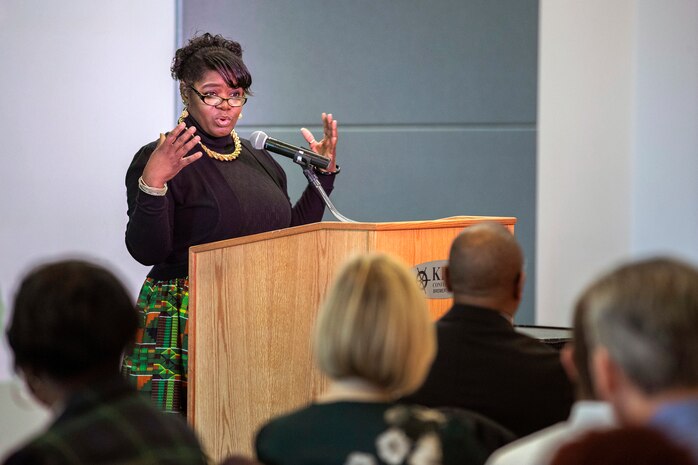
xmin=514 ymin=271 xmax=526 ymax=301
xmin=179 ymin=82 xmax=189 ymax=106
xmin=591 ymin=346 xmax=618 ymax=401
xmin=560 ymin=342 xmax=579 ymax=384
xmin=19 ymin=367 xmax=54 ymax=407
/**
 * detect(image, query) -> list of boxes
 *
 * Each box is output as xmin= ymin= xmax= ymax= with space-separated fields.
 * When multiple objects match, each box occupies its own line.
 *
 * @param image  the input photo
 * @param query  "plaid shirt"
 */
xmin=3 ymin=376 xmax=208 ymax=465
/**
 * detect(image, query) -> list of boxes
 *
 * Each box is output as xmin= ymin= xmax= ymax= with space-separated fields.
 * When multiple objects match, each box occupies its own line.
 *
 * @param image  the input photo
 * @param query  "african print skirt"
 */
xmin=121 ymin=277 xmax=189 ymax=415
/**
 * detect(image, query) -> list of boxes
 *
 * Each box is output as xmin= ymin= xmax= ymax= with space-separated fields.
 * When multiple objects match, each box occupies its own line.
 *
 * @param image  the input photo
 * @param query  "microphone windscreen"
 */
xmin=250 ymin=131 xmax=268 ymax=150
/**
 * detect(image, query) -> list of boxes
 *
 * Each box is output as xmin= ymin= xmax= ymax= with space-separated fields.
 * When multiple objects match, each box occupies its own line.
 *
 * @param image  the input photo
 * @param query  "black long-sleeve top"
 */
xmin=125 ymin=115 xmax=335 ymax=281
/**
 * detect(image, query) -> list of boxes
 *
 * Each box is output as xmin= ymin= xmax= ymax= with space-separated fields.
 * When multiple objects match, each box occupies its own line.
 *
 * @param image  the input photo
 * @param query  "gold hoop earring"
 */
xmin=178 ymin=108 xmax=189 ymax=124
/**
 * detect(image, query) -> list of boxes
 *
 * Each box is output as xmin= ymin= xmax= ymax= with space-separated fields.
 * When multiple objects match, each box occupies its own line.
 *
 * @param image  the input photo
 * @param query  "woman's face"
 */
xmin=185 ymin=69 xmax=244 ymax=137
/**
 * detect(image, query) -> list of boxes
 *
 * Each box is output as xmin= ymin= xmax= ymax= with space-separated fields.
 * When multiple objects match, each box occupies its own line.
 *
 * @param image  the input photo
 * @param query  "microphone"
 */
xmin=250 ymin=131 xmax=330 ymax=169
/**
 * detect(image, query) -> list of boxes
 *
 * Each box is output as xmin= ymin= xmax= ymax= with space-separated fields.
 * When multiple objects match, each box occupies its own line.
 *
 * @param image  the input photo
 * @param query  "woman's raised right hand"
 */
xmin=141 ymin=122 xmax=203 ymax=188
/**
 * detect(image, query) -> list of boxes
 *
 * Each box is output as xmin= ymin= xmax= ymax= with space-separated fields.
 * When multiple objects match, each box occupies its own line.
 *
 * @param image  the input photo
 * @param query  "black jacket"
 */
xmin=404 ymin=303 xmax=574 ymax=438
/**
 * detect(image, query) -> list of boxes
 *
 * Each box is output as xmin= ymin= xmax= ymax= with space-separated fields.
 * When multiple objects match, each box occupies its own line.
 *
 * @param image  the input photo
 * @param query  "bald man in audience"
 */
xmin=404 ymin=223 xmax=574 ymax=437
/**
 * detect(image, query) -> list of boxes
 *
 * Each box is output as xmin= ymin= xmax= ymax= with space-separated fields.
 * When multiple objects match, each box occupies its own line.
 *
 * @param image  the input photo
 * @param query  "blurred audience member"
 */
xmin=3 ymin=260 xmax=207 ymax=465
xmin=584 ymin=257 xmax=698 ymax=462
xmin=405 ymin=223 xmax=574 ymax=437
xmin=255 ymin=253 xmax=489 ymax=465
xmin=486 ymin=279 xmax=616 ymax=465
xmin=549 ymin=426 xmax=694 ymax=465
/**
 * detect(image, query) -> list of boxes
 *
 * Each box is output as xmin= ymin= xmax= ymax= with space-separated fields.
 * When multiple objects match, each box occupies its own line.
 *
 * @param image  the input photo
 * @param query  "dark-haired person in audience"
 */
xmin=255 ymin=253 xmax=489 ymax=465
xmin=583 ymin=257 xmax=698 ymax=462
xmin=486 ymin=272 xmax=616 ymax=465
xmin=549 ymin=426 xmax=694 ymax=465
xmin=3 ymin=260 xmax=207 ymax=465
xmin=404 ymin=223 xmax=574 ymax=437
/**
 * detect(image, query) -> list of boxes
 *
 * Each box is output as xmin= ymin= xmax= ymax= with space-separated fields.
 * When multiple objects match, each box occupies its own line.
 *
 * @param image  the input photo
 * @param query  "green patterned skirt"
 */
xmin=122 ymin=277 xmax=189 ymax=415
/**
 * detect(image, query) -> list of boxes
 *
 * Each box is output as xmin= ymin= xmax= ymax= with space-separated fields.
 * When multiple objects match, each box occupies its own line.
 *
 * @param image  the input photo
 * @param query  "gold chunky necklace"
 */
xmin=200 ymin=129 xmax=241 ymax=161
xmin=178 ymin=109 xmax=241 ymax=161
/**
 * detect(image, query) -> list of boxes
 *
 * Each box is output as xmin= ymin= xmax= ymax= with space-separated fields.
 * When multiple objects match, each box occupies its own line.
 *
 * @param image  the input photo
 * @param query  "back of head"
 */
xmin=448 ymin=223 xmax=523 ymax=301
xmin=583 ymin=257 xmax=698 ymax=394
xmin=7 ymin=259 xmax=137 ymax=381
xmin=550 ymin=426 xmax=694 ymax=465
xmin=314 ymin=253 xmax=435 ymax=397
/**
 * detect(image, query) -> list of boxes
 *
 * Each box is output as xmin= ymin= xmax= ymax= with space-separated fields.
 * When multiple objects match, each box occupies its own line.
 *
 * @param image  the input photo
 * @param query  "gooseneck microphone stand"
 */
xmin=285 ymin=149 xmax=355 ymax=223
xmin=300 ymin=165 xmax=357 ymax=223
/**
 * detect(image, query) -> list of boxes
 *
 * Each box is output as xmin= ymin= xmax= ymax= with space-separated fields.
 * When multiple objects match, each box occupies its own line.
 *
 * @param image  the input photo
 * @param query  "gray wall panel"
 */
xmin=182 ymin=0 xmax=538 ymax=125
xmin=183 ymin=0 xmax=539 ymax=323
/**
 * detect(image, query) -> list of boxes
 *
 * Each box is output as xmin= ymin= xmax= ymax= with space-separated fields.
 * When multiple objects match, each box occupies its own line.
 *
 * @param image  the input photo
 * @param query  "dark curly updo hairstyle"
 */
xmin=7 ymin=260 xmax=137 ymax=381
xmin=171 ymin=32 xmax=252 ymax=94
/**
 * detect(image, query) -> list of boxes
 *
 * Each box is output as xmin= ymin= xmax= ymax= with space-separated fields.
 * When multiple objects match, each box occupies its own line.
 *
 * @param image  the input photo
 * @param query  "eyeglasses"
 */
xmin=189 ymin=86 xmax=248 ymax=107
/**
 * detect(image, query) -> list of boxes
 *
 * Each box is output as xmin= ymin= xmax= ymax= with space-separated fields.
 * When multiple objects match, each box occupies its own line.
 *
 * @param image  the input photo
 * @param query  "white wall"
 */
xmin=537 ymin=0 xmax=698 ymax=325
xmin=632 ymin=0 xmax=698 ymax=259
xmin=0 ymin=0 xmax=175 ymax=455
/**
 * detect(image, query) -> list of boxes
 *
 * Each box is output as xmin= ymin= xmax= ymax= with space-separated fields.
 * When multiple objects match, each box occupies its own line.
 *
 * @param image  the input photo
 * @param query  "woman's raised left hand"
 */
xmin=300 ymin=112 xmax=338 ymax=173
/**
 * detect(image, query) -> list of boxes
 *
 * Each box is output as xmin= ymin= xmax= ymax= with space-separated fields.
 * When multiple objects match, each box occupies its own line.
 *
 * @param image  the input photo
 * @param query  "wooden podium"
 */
xmin=188 ymin=216 xmax=516 ymax=460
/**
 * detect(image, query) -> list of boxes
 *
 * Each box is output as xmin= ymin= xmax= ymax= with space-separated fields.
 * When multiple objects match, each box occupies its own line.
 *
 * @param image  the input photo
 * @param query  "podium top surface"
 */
xmin=189 ymin=216 xmax=517 ymax=254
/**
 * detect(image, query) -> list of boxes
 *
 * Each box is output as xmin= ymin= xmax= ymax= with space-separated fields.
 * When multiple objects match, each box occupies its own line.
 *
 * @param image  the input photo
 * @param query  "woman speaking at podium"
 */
xmin=121 ymin=33 xmax=339 ymax=415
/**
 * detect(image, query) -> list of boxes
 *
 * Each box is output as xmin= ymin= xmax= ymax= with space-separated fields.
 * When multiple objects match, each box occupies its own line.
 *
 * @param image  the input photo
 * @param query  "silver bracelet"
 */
xmin=138 ymin=176 xmax=168 ymax=196
xmin=317 ymin=164 xmax=341 ymax=176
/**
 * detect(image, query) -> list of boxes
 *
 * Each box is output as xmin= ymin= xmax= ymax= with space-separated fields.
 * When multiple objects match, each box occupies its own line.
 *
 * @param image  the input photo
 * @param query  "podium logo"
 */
xmin=412 ymin=260 xmax=452 ymax=299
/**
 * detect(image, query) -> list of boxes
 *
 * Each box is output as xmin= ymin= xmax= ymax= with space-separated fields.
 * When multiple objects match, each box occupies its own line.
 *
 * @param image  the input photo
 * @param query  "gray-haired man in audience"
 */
xmin=583 ymin=257 xmax=698 ymax=462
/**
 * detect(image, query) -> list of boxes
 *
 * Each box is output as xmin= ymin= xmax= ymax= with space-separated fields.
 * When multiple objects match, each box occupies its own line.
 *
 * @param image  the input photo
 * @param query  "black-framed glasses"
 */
xmin=189 ymin=86 xmax=248 ymax=107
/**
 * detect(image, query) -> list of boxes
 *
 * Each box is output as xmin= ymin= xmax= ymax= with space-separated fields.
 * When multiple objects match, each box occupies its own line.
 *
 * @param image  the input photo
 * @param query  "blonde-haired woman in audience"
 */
xmin=255 ymin=253 xmax=488 ymax=465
